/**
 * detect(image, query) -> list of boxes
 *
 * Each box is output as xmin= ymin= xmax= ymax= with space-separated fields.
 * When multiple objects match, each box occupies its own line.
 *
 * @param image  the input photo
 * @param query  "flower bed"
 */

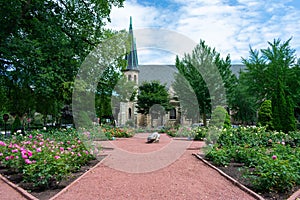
xmin=0 ymin=129 xmax=95 ymax=189
xmin=165 ymin=126 xmax=206 ymax=140
xmin=203 ymin=126 xmax=300 ymax=198
xmin=80 ymin=125 xmax=134 ymax=141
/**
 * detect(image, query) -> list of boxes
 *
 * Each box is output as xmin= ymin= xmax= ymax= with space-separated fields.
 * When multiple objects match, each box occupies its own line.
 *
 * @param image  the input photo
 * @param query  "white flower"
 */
xmin=43 ymin=127 xmax=47 ymax=131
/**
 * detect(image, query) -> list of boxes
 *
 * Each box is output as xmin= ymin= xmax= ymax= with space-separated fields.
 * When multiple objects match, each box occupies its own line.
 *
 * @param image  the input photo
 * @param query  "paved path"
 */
xmin=0 ymin=174 xmax=36 ymax=200
xmin=49 ymin=133 xmax=257 ymax=200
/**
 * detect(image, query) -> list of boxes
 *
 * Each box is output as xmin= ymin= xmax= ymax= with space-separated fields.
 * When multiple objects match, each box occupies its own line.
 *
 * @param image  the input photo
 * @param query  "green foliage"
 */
xmin=272 ymin=80 xmax=296 ymax=132
xmin=205 ymin=147 xmax=231 ymax=166
xmin=76 ymin=111 xmax=93 ymax=128
xmin=231 ymin=73 xmax=257 ymax=124
xmin=136 ymin=81 xmax=172 ymax=115
xmin=242 ymin=38 xmax=298 ymax=132
xmin=210 ymin=106 xmax=231 ymax=128
xmin=192 ymin=127 xmax=207 ymax=141
xmin=99 ymin=126 xmax=134 ymax=139
xmin=11 ymin=116 xmax=22 ymax=133
xmin=0 ymin=0 xmax=125 ymax=119
xmin=204 ymin=126 xmax=300 ymax=193
xmin=258 ymin=100 xmax=273 ymax=129
xmin=174 ymin=40 xmax=235 ymax=126
xmin=0 ymin=129 xmax=95 ymax=188
xmin=247 ymin=145 xmax=300 ymax=193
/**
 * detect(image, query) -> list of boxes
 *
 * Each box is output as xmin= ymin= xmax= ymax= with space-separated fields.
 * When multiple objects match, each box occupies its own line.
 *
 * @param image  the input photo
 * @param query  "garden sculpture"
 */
xmin=147 ymin=132 xmax=160 ymax=143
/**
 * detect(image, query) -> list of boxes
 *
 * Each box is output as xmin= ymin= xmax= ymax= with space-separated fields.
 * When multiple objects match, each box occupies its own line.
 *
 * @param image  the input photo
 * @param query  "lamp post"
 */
xmin=3 ymin=114 xmax=9 ymax=137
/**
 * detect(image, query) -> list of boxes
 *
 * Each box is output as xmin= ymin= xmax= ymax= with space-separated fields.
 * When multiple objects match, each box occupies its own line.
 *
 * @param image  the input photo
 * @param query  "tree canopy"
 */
xmin=174 ymin=40 xmax=235 ymax=126
xmin=136 ymin=81 xmax=172 ymax=115
xmin=241 ymin=38 xmax=298 ymax=132
xmin=0 ymin=0 xmax=125 ymax=124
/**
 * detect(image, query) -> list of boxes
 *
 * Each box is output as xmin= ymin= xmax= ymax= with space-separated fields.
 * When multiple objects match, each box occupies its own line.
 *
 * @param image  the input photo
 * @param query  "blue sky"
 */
xmin=106 ymin=0 xmax=300 ymax=64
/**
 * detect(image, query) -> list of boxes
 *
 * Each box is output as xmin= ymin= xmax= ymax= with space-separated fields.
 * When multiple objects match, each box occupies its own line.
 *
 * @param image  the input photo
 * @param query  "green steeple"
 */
xmin=125 ymin=16 xmax=139 ymax=70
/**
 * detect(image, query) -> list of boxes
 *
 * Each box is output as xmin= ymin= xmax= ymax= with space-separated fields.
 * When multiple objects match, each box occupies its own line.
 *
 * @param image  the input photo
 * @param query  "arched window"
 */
xmin=170 ymin=108 xmax=176 ymax=120
xmin=128 ymin=75 xmax=132 ymax=81
xmin=128 ymin=108 xmax=132 ymax=119
xmin=134 ymin=75 xmax=137 ymax=83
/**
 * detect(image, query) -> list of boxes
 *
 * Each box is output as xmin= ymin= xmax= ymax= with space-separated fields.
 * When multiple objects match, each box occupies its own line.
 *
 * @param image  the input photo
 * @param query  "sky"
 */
xmin=106 ymin=0 xmax=300 ymax=64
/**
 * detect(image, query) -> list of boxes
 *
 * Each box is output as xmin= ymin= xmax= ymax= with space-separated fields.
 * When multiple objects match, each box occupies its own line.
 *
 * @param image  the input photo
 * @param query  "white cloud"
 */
xmin=106 ymin=0 xmax=300 ymax=64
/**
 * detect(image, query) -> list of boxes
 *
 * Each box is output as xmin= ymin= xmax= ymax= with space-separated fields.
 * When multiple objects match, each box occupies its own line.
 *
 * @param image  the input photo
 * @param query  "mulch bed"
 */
xmin=0 ymin=157 xmax=104 ymax=200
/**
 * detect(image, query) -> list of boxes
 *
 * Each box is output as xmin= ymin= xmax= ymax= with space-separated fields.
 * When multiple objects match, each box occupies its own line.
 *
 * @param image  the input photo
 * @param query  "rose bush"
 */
xmin=204 ymin=126 xmax=300 ymax=193
xmin=0 ymin=129 xmax=95 ymax=188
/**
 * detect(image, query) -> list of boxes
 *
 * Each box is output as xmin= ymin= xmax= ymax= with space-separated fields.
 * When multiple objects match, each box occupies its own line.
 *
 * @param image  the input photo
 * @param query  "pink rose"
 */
xmin=25 ymin=159 xmax=32 ymax=164
xmin=0 ymin=141 xmax=6 ymax=146
xmin=11 ymin=149 xmax=18 ymax=153
xmin=27 ymin=150 xmax=33 ymax=157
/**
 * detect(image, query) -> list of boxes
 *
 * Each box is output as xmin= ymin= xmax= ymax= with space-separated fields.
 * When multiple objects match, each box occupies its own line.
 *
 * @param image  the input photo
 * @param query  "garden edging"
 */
xmin=0 ymin=173 xmax=38 ymax=200
xmin=49 ymin=154 xmax=108 ymax=200
xmin=287 ymin=188 xmax=300 ymax=200
xmin=193 ymin=153 xmax=265 ymax=200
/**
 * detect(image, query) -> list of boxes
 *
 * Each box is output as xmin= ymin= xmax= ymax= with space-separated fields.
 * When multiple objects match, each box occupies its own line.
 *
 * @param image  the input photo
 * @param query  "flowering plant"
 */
xmin=0 ymin=128 xmax=95 ymax=188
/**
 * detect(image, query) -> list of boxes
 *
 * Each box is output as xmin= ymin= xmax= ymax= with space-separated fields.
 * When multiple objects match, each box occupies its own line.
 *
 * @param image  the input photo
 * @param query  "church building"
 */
xmin=116 ymin=17 xmax=244 ymax=128
xmin=116 ymin=17 xmax=188 ymax=128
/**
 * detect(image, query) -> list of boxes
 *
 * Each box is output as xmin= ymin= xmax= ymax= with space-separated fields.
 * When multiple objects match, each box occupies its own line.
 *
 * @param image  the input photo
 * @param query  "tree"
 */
xmin=174 ymin=40 xmax=234 ymax=126
xmin=257 ymin=100 xmax=273 ymax=129
xmin=0 ymin=0 xmax=125 ymax=124
xmin=242 ymin=38 xmax=298 ymax=132
xmin=231 ymin=72 xmax=257 ymax=125
xmin=172 ymin=73 xmax=200 ymax=123
xmin=136 ymin=81 xmax=172 ymax=126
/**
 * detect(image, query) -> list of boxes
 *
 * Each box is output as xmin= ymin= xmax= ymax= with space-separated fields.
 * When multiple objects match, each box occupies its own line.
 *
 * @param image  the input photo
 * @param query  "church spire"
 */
xmin=129 ymin=16 xmax=133 ymax=30
xmin=125 ymin=16 xmax=139 ymax=71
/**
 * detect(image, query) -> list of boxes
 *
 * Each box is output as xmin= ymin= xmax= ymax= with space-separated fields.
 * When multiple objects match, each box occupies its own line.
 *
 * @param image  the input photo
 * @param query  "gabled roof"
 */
xmin=138 ymin=65 xmax=177 ymax=88
xmin=138 ymin=64 xmax=245 ymax=89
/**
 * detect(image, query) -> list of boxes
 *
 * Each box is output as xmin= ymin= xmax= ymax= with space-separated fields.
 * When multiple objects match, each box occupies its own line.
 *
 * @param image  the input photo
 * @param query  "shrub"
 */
xmin=258 ymin=100 xmax=273 ymax=130
xmin=204 ymin=127 xmax=300 ymax=193
xmin=210 ymin=106 xmax=231 ymax=128
xmin=0 ymin=129 xmax=95 ymax=188
xmin=11 ymin=116 xmax=22 ymax=134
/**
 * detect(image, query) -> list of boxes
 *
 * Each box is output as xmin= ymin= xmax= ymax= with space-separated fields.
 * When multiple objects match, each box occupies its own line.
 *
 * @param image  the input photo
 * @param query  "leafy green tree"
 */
xmin=172 ymin=73 xmax=200 ymax=123
xmin=242 ymin=38 xmax=298 ymax=132
xmin=174 ymin=40 xmax=234 ymax=126
xmin=0 ymin=0 xmax=125 ymax=123
xmin=257 ymin=100 xmax=273 ymax=129
xmin=136 ymin=81 xmax=172 ymax=124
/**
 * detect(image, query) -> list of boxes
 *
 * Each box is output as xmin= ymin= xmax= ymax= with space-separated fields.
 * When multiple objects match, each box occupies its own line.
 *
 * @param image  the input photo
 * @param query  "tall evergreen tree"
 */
xmin=257 ymin=100 xmax=273 ymax=129
xmin=174 ymin=40 xmax=234 ymax=126
xmin=242 ymin=38 xmax=298 ymax=132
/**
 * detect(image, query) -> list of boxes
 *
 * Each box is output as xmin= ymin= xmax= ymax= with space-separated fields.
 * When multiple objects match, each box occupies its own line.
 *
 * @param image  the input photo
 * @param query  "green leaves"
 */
xmin=0 ymin=0 xmax=125 ymax=120
xmin=241 ymin=38 xmax=298 ymax=132
xmin=204 ymin=126 xmax=300 ymax=193
xmin=136 ymin=81 xmax=172 ymax=115
xmin=173 ymin=40 xmax=234 ymax=125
